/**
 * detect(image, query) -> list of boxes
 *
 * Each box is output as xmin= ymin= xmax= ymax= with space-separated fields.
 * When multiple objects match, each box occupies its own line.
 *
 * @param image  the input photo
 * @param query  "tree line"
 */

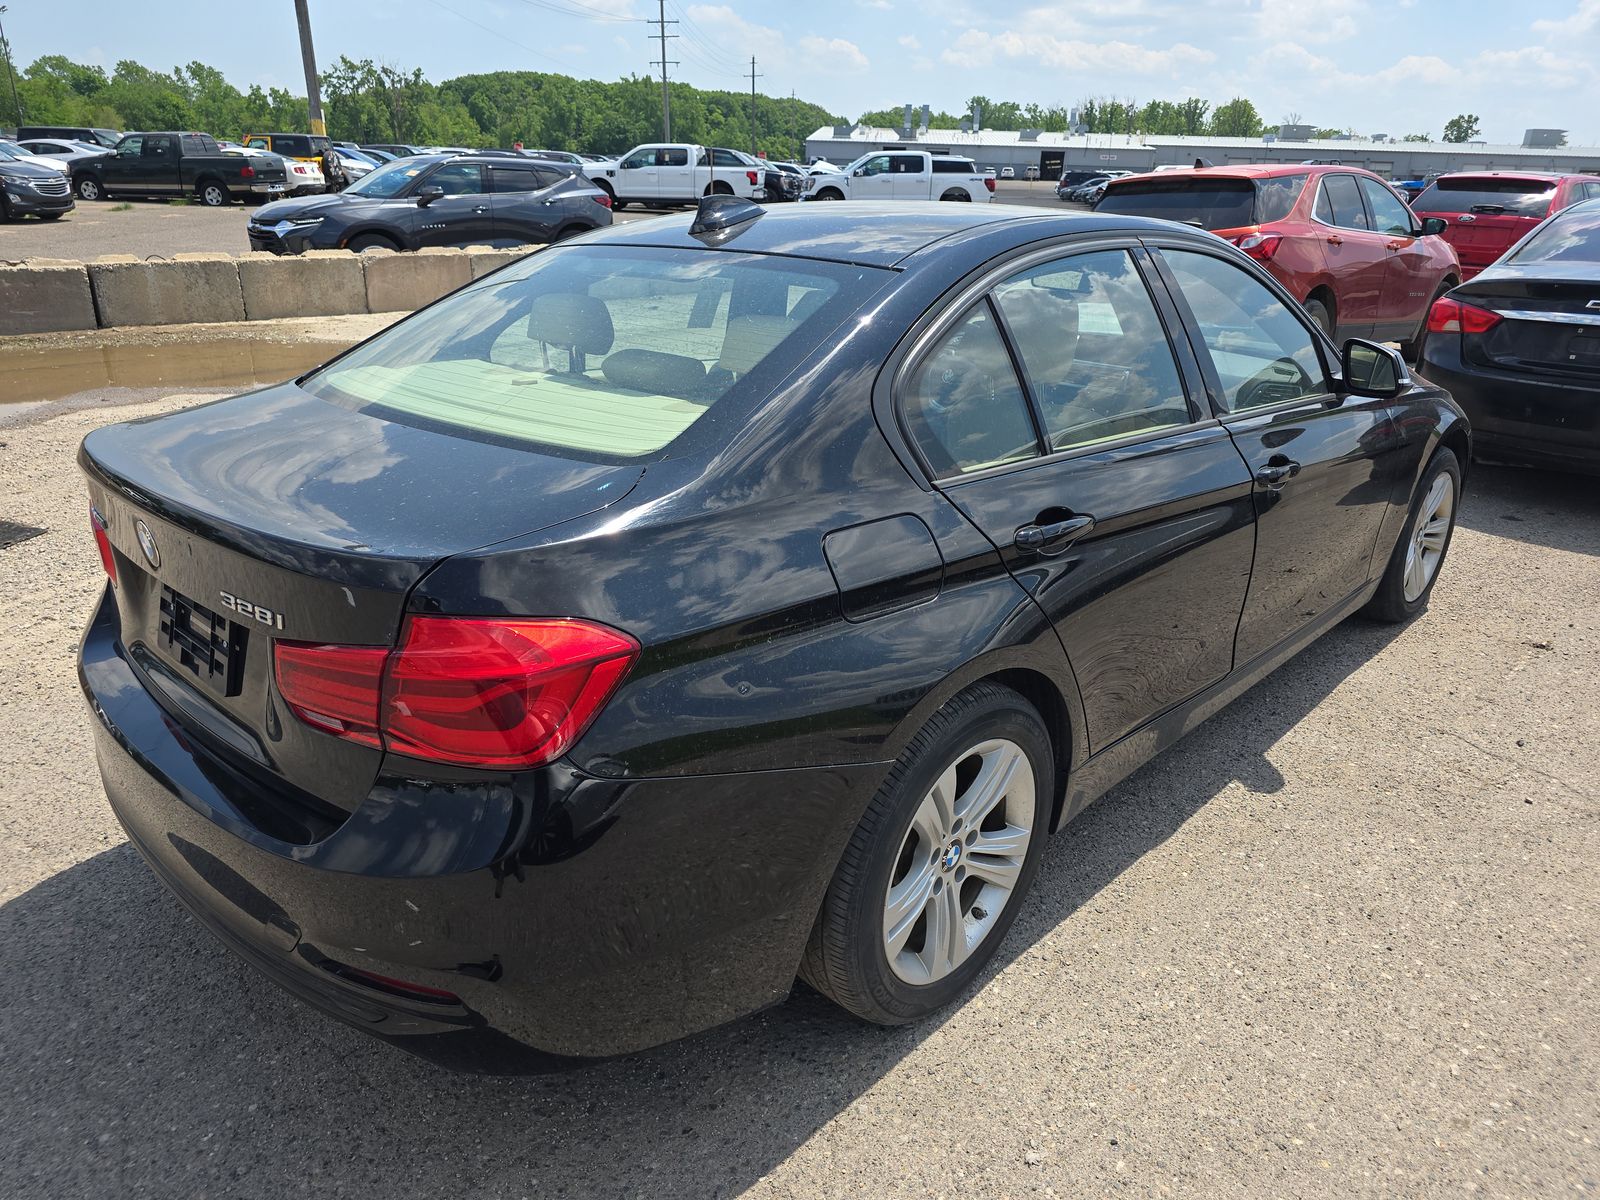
xmin=0 ymin=53 xmax=835 ymax=159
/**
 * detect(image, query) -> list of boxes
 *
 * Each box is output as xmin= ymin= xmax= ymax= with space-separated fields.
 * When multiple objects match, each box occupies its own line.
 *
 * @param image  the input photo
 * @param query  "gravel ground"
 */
xmin=0 ymin=346 xmax=1596 ymax=1197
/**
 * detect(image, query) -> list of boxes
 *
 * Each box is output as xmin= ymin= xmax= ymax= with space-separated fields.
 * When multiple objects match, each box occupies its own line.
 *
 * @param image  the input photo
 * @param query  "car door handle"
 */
xmin=1324 ymin=235 xmax=1343 ymax=246
xmin=1386 ymin=239 xmax=1410 ymax=250
xmin=472 ymin=204 xmax=489 ymax=213
xmin=1255 ymin=459 xmax=1302 ymax=488
xmin=1014 ymin=514 xmax=1095 ymax=555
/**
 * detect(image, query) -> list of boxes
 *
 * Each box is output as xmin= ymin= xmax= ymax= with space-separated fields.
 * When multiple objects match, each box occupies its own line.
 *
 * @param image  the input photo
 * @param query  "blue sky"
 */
xmin=8 ymin=0 xmax=1600 ymax=143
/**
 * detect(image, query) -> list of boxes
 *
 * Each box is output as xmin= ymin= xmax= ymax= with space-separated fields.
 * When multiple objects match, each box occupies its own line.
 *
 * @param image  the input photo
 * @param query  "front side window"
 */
xmin=619 ymin=150 xmax=654 ymax=169
xmin=902 ymin=303 xmax=1039 ymax=476
xmin=303 ymin=247 xmax=883 ymax=461
xmin=1314 ymin=174 xmax=1369 ymax=230
xmin=116 ymin=136 xmax=143 ymax=157
xmin=1161 ymin=249 xmax=1329 ymax=414
xmin=427 ymin=163 xmax=485 ymax=195
xmin=992 ymin=250 xmax=1192 ymax=453
xmin=245 ymin=137 xmax=269 ymax=150
xmin=858 ymin=155 xmax=891 ymax=176
xmin=1359 ymin=177 xmax=1415 ymax=236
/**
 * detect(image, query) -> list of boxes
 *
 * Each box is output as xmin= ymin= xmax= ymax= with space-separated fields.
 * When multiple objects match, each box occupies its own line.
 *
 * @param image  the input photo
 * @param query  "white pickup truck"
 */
xmin=584 ymin=143 xmax=766 ymax=209
xmin=801 ymin=151 xmax=994 ymax=203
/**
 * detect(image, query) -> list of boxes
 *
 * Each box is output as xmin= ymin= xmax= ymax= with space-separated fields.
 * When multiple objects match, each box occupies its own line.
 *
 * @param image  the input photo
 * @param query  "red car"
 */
xmin=1096 ymin=164 xmax=1459 ymax=353
xmin=1410 ymin=171 xmax=1600 ymax=280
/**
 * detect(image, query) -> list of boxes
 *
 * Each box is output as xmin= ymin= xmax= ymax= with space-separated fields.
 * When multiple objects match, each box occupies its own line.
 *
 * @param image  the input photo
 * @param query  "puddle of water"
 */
xmin=0 ymin=337 xmax=352 ymax=405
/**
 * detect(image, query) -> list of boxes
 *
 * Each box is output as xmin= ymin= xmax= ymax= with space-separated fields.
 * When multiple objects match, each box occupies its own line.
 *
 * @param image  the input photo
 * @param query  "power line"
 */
xmin=504 ymin=0 xmax=644 ymax=23
xmin=668 ymin=0 xmax=746 ymax=72
xmin=421 ymin=0 xmax=573 ymax=69
xmin=649 ymin=0 xmax=678 ymax=141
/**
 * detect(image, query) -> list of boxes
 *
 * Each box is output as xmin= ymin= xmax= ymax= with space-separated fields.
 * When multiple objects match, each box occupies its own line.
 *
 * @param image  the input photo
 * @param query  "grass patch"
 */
xmin=168 ymin=197 xmax=192 ymax=207
xmin=110 ymin=202 xmax=134 ymax=211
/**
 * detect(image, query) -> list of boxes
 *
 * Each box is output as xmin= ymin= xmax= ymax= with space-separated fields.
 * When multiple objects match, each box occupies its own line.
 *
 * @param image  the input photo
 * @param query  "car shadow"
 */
xmin=1 ymin=617 xmax=1403 ymax=1198
xmin=1456 ymin=463 xmax=1600 ymax=557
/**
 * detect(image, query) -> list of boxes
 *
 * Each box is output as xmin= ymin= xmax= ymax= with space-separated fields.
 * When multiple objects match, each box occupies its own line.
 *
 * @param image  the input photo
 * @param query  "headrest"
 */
xmin=602 ymin=348 xmax=708 ymax=399
xmin=526 ymin=293 xmax=615 ymax=356
xmin=717 ymin=314 xmax=793 ymax=376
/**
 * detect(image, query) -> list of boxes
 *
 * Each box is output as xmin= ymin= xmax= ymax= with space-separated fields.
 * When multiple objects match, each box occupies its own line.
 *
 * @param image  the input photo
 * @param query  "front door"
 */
xmin=613 ymin=148 xmax=659 ymax=203
xmin=413 ymin=162 xmax=494 ymax=247
xmin=1154 ymin=244 xmax=1403 ymax=663
xmin=1311 ymin=172 xmax=1391 ymax=338
xmin=850 ymin=154 xmax=897 ymax=201
xmin=898 ymin=245 xmax=1256 ymax=752
xmin=102 ymin=136 xmax=145 ymax=191
xmin=654 ymin=146 xmax=694 ymax=201
xmin=1358 ymin=175 xmax=1437 ymax=338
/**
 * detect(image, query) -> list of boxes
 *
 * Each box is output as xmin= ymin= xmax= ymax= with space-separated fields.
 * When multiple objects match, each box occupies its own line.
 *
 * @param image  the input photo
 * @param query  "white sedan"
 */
xmin=0 ymin=139 xmax=70 ymax=174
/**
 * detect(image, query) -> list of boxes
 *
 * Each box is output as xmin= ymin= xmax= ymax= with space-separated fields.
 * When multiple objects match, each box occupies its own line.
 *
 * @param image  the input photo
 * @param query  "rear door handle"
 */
xmin=1255 ymin=459 xmax=1302 ymax=489
xmin=1386 ymin=239 xmax=1410 ymax=250
xmin=1014 ymin=514 xmax=1095 ymax=555
xmin=472 ymin=204 xmax=489 ymax=214
xmin=1325 ymin=235 xmax=1343 ymax=246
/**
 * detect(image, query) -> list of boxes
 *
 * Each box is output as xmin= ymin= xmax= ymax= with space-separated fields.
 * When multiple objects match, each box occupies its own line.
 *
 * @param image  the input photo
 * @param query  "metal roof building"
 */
xmin=804 ymin=125 xmax=1600 ymax=181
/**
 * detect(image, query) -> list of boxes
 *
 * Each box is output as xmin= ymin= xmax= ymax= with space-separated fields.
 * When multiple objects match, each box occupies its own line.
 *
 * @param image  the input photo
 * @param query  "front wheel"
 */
xmin=800 ymin=682 xmax=1053 ymax=1025
xmin=813 ymin=187 xmax=844 ymax=201
xmin=75 ymin=176 xmax=103 ymax=202
xmin=1361 ymin=447 xmax=1461 ymax=623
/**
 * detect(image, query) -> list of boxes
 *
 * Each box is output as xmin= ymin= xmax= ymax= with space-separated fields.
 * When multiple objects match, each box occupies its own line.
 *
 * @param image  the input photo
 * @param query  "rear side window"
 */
xmin=303 ymin=247 xmax=883 ymax=460
xmin=659 ymin=148 xmax=689 ymax=167
xmin=1507 ymin=208 xmax=1600 ymax=264
xmin=1095 ymin=178 xmax=1256 ymax=231
xmin=1254 ymin=174 xmax=1309 ymax=222
xmin=1413 ymin=177 xmax=1557 ymax=218
xmin=277 ymin=136 xmax=311 ymax=156
xmin=1314 ymin=174 xmax=1369 ymax=230
xmin=992 ymin=250 xmax=1191 ymax=453
xmin=892 ymin=155 xmax=925 ymax=174
xmin=490 ymin=166 xmax=553 ymax=193
xmin=902 ymin=303 xmax=1038 ymax=475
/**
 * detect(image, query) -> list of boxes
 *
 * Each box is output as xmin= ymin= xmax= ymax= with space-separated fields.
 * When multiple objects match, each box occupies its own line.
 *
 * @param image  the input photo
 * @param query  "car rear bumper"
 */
xmin=79 ymin=587 xmax=883 ymax=1069
xmin=1419 ymin=337 xmax=1600 ymax=474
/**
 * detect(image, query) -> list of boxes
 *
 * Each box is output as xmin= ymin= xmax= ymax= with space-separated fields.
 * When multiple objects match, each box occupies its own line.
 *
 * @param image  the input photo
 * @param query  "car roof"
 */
xmin=573 ymin=202 xmax=1193 ymax=268
xmin=1431 ymin=170 xmax=1581 ymax=183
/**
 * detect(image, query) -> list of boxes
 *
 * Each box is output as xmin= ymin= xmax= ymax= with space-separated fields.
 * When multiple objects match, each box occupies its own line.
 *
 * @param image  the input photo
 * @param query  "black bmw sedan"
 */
xmin=80 ymin=200 xmax=1469 ymax=1070
xmin=1418 ymin=197 xmax=1600 ymax=475
xmin=246 ymin=152 xmax=612 ymax=254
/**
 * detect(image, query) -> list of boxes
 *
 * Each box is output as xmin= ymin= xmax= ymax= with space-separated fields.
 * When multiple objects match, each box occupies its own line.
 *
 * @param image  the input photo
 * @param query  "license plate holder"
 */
xmin=159 ymin=584 xmax=248 ymax=696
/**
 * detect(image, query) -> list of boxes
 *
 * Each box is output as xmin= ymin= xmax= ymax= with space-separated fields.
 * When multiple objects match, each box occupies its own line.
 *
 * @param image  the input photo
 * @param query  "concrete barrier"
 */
xmin=237 ymin=249 xmax=369 ymax=321
xmin=89 ymin=253 xmax=246 ymax=327
xmin=363 ymin=247 xmax=475 ymax=313
xmin=0 ymin=244 xmax=547 ymax=335
xmin=0 ymin=260 xmax=98 ymax=335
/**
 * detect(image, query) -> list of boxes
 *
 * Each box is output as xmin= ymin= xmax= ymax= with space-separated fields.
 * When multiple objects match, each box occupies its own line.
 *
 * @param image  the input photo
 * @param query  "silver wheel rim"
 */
xmin=81 ymin=180 xmax=99 ymax=200
xmin=205 ymin=186 xmax=223 ymax=205
xmin=1403 ymin=472 xmax=1454 ymax=602
xmin=883 ymin=738 xmax=1035 ymax=986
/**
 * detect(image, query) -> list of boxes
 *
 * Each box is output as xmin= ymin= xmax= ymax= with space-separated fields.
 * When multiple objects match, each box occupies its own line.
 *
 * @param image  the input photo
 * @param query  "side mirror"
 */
xmin=1341 ymin=338 xmax=1407 ymax=399
xmin=1420 ymin=216 xmax=1449 ymax=237
xmin=416 ymin=185 xmax=444 ymax=207
xmin=852 ymin=167 xmax=867 ymax=177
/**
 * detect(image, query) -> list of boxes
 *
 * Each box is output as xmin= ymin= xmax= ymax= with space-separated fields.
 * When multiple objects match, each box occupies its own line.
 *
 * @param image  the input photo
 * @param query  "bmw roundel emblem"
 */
xmin=941 ymin=842 xmax=963 ymax=871
xmin=135 ymin=519 xmax=160 ymax=569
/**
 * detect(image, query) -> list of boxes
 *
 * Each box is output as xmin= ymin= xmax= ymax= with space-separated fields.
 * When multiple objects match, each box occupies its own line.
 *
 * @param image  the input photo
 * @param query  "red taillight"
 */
xmin=1426 ymin=296 xmax=1502 ymax=335
xmin=984 ymin=177 xmax=996 ymax=193
xmin=746 ymin=170 xmax=758 ymax=186
xmin=1227 ymin=231 xmax=1282 ymax=262
xmin=273 ymin=617 xmax=638 ymax=769
xmin=274 ymin=642 xmax=387 ymax=747
xmin=331 ymin=963 xmax=461 ymax=1004
xmin=89 ymin=505 xmax=117 ymax=586
xmin=240 ymin=165 xmax=255 ymax=179
xmin=591 ymin=192 xmax=612 ymax=208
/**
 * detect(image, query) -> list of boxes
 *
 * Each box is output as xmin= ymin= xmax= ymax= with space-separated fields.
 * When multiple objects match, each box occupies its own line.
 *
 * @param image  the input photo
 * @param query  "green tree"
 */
xmin=1401 ymin=132 xmax=1431 ymax=142
xmin=1208 ymin=97 xmax=1263 ymax=138
xmin=1442 ymin=113 xmax=1481 ymax=143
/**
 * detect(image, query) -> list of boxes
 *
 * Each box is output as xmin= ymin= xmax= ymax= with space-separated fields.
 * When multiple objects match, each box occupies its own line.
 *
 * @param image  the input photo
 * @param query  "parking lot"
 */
xmin=1 ymin=359 xmax=1595 ymax=1196
xmin=1 ymin=182 xmax=1071 ymax=260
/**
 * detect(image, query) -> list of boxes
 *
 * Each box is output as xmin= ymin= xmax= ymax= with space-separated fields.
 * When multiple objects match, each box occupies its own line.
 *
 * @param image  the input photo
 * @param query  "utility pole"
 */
xmin=293 ymin=0 xmax=326 ymax=137
xmin=649 ymin=0 xmax=678 ymax=141
xmin=0 ymin=7 xmax=23 ymax=128
xmin=748 ymin=56 xmax=762 ymax=156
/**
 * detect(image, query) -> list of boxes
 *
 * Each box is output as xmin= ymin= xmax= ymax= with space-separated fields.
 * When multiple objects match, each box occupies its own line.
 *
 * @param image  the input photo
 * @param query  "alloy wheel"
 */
xmin=882 ymin=738 xmax=1036 ymax=986
xmin=1403 ymin=471 xmax=1455 ymax=602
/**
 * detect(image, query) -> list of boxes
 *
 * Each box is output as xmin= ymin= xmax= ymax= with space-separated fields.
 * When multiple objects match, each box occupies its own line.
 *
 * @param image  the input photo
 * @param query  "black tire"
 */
xmin=0 ymin=194 xmax=10 ymax=222
xmin=197 ymin=180 xmax=230 ymax=207
xmin=1401 ymin=281 xmax=1454 ymax=363
xmin=704 ymin=181 xmax=734 ymax=197
xmin=594 ymin=179 xmax=617 ymax=204
xmin=800 ymin=682 xmax=1054 ymax=1025
xmin=1361 ymin=447 xmax=1462 ymax=623
xmin=75 ymin=175 xmax=102 ymax=202
xmin=347 ymin=232 xmax=400 ymax=253
xmin=813 ymin=187 xmax=844 ymax=201
xmin=1304 ymin=296 xmax=1335 ymax=340
xmin=940 ymin=189 xmax=971 ymax=202
xmin=37 ymin=211 xmax=64 ymax=221
xmin=550 ymin=224 xmax=585 ymax=242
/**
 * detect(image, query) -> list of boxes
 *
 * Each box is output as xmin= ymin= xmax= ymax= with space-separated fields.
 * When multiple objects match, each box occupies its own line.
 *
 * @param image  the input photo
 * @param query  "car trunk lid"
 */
xmin=1454 ymin=268 xmax=1600 ymax=380
xmin=80 ymin=382 xmax=641 ymax=824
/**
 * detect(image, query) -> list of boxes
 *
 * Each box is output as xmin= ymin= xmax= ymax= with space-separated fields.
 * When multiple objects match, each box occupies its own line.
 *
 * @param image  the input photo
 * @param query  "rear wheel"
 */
xmin=198 ymin=181 xmax=230 ymax=207
xmin=1303 ymin=295 xmax=1335 ymax=340
xmin=801 ymin=682 xmax=1053 ymax=1024
xmin=940 ymin=189 xmax=971 ymax=202
xmin=75 ymin=175 xmax=102 ymax=202
xmin=704 ymin=180 xmax=734 ymax=197
xmin=1361 ymin=447 xmax=1461 ymax=623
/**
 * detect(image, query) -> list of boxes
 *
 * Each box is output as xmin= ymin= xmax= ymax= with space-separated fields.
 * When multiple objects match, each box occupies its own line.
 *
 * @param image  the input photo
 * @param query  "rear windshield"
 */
xmin=1413 ymin=177 xmax=1556 ymax=218
xmin=1095 ymin=176 xmax=1307 ymax=230
xmin=1507 ymin=207 xmax=1600 ymax=264
xmin=302 ymin=246 xmax=885 ymax=460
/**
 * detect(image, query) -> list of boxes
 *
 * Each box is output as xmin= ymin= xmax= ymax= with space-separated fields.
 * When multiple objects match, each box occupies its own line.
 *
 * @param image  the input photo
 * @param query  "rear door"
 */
xmin=1412 ymin=177 xmax=1557 ymax=276
xmin=656 ymin=146 xmax=694 ymax=200
xmin=489 ymin=163 xmax=562 ymax=244
xmin=1310 ymin=172 xmax=1390 ymax=336
xmin=414 ymin=162 xmax=494 ymax=246
xmin=891 ymin=153 xmax=931 ymax=200
xmin=1358 ymin=175 xmax=1439 ymax=337
xmin=897 ymin=243 xmax=1256 ymax=752
xmin=850 ymin=154 xmax=897 ymax=201
xmin=1152 ymin=244 xmax=1404 ymax=662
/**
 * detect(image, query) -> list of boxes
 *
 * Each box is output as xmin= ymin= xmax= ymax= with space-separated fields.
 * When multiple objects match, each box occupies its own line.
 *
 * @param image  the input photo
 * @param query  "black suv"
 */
xmin=246 ymin=153 xmax=613 ymax=254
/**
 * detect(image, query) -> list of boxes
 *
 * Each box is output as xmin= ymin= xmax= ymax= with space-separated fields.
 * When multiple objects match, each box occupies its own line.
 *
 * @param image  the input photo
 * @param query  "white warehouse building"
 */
xmin=803 ymin=125 xmax=1600 ymax=181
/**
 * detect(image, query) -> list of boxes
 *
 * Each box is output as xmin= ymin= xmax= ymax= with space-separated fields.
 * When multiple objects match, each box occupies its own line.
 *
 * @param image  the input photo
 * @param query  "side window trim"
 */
xmin=1143 ymin=242 xmax=1338 ymax=420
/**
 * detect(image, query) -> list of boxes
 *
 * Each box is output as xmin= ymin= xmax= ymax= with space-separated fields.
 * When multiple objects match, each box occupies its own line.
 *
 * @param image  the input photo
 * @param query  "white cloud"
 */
xmin=941 ymin=29 xmax=1215 ymax=75
xmin=683 ymin=5 xmax=787 ymax=62
xmin=898 ymin=34 xmax=922 ymax=50
xmin=1533 ymin=0 xmax=1600 ymax=37
xmin=798 ymin=36 xmax=871 ymax=71
xmin=1254 ymin=0 xmax=1367 ymax=44
xmin=862 ymin=0 xmax=894 ymax=9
